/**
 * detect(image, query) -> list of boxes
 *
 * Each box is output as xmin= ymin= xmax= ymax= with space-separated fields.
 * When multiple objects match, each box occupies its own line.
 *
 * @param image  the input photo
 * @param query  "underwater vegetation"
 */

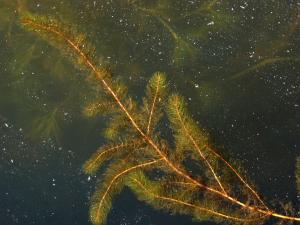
xmin=0 ymin=0 xmax=94 ymax=142
xmin=228 ymin=1 xmax=300 ymax=80
xmin=19 ymin=11 xmax=300 ymax=225
xmin=1 ymin=0 xmax=299 ymax=143
xmin=0 ymin=1 xmax=299 ymax=225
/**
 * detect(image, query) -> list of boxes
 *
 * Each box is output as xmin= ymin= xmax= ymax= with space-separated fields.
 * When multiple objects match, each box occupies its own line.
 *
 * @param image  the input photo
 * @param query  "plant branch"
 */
xmin=131 ymin=177 xmax=265 ymax=222
xmin=92 ymin=159 xmax=163 ymax=223
xmin=173 ymin=97 xmax=227 ymax=194
xmin=21 ymin=16 xmax=300 ymax=223
xmin=146 ymin=76 xmax=160 ymax=134
xmin=205 ymin=144 xmax=269 ymax=210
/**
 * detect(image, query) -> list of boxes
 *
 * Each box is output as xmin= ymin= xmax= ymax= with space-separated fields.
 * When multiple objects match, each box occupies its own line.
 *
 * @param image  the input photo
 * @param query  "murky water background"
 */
xmin=0 ymin=1 xmax=299 ymax=224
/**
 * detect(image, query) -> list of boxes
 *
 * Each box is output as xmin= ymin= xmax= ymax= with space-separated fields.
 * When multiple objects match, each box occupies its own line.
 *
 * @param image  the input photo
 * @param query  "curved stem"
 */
xmin=94 ymin=159 xmax=163 ymax=221
xmin=173 ymin=101 xmax=227 ymax=194
xmin=21 ymin=18 xmax=300 ymax=223
xmin=205 ymin=144 xmax=269 ymax=210
xmin=133 ymin=5 xmax=180 ymax=41
xmin=146 ymin=76 xmax=160 ymax=134
xmin=84 ymin=140 xmax=142 ymax=173
xmin=131 ymin=177 xmax=266 ymax=222
xmin=231 ymin=57 xmax=300 ymax=79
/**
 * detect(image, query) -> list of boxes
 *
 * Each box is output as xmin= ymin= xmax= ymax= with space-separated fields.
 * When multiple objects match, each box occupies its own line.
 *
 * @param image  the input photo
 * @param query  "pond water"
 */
xmin=0 ymin=1 xmax=299 ymax=225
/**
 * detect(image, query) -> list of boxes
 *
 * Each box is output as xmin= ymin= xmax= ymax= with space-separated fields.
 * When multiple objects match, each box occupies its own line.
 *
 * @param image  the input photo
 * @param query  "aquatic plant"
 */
xmin=130 ymin=3 xmax=197 ymax=65
xmin=231 ymin=57 xmax=300 ymax=79
xmin=20 ymin=13 xmax=300 ymax=225
xmin=229 ymin=2 xmax=300 ymax=80
xmin=0 ymin=0 xmax=92 ymax=142
xmin=127 ymin=0 xmax=236 ymax=66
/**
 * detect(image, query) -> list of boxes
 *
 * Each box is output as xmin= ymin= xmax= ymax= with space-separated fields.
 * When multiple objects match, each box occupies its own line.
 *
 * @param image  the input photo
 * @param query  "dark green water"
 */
xmin=0 ymin=0 xmax=299 ymax=225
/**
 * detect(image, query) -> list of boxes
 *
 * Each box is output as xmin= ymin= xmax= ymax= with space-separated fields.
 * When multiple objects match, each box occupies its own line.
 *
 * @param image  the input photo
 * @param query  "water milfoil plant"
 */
xmin=20 ymin=14 xmax=300 ymax=225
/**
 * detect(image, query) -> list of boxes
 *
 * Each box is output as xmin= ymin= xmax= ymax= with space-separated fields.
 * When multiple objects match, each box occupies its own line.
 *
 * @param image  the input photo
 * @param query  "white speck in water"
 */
xmin=52 ymin=178 xmax=56 ymax=186
xmin=207 ymin=21 xmax=214 ymax=26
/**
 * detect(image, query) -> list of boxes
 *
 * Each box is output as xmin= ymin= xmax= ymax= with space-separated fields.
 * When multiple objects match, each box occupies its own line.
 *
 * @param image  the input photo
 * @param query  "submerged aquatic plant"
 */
xmin=130 ymin=3 xmax=197 ymax=65
xmin=0 ymin=1 xmax=90 ymax=142
xmin=229 ymin=3 xmax=300 ymax=80
xmin=20 ymin=14 xmax=300 ymax=225
xmin=122 ymin=0 xmax=236 ymax=66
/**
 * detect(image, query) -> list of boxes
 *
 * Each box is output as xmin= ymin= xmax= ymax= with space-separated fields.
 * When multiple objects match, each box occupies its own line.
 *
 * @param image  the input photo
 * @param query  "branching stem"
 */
xmin=21 ymin=17 xmax=300 ymax=222
xmin=173 ymin=98 xmax=227 ymax=194
xmin=205 ymin=144 xmax=269 ymax=210
xmin=131 ymin=178 xmax=266 ymax=222
xmin=94 ymin=159 xmax=163 ymax=221
xmin=146 ymin=76 xmax=160 ymax=134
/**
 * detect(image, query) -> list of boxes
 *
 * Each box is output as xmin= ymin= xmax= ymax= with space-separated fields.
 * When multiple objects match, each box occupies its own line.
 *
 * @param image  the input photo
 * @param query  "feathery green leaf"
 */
xmin=167 ymin=94 xmax=208 ymax=155
xmin=82 ymin=139 xmax=144 ymax=175
xmin=142 ymin=71 xmax=167 ymax=134
xmin=90 ymin=159 xmax=161 ymax=225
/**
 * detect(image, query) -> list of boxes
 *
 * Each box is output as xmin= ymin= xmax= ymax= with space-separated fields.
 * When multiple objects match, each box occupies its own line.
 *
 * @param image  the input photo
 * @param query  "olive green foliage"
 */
xmin=1 ymin=1 xmax=300 ymax=225
xmin=73 ymin=0 xmax=238 ymax=71
xmin=125 ymin=0 xmax=236 ymax=66
xmin=229 ymin=1 xmax=300 ymax=79
xmin=20 ymin=12 xmax=298 ymax=225
xmin=2 ymin=0 xmax=299 ymax=142
xmin=0 ymin=0 xmax=94 ymax=141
